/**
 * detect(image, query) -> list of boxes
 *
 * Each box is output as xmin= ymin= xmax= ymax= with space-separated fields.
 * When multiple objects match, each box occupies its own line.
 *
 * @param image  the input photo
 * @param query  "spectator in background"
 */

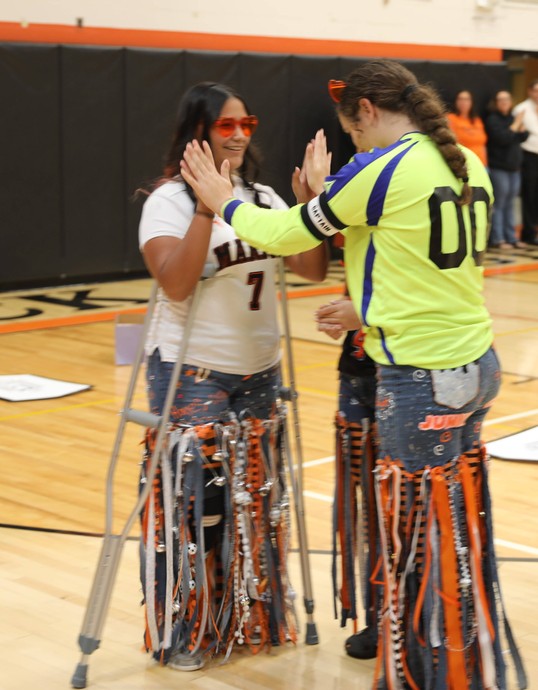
xmin=485 ymin=90 xmax=528 ymax=250
xmin=513 ymin=79 xmax=538 ymax=245
xmin=447 ymin=89 xmax=488 ymax=167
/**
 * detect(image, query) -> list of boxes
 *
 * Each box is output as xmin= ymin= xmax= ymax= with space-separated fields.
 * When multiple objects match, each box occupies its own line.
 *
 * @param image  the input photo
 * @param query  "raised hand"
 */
xmin=304 ymin=129 xmax=332 ymax=195
xmin=180 ymin=140 xmax=234 ymax=214
xmin=291 ymin=164 xmax=311 ymax=204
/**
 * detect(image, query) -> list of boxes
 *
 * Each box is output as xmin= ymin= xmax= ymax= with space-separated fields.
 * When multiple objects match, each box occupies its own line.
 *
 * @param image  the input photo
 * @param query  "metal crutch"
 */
xmin=71 ymin=267 xmax=214 ymax=689
xmin=277 ymin=258 xmax=319 ymax=645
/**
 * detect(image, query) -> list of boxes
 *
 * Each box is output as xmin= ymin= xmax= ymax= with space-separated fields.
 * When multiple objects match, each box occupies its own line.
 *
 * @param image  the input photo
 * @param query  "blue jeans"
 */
xmin=339 ymin=371 xmax=376 ymax=424
xmin=141 ymin=351 xmax=288 ymax=661
xmin=375 ymin=346 xmax=501 ymax=472
xmin=489 ymin=168 xmax=520 ymax=245
xmin=146 ymin=349 xmax=281 ymax=423
xmin=335 ymin=371 xmax=379 ymax=628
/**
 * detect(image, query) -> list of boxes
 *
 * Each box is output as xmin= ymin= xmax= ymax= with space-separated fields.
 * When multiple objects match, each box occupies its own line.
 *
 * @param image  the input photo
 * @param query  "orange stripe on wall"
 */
xmin=0 ymin=22 xmax=502 ymax=62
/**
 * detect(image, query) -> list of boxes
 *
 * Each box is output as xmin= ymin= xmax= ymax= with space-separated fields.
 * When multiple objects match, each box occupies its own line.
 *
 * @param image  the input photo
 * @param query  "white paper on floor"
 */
xmin=0 ymin=374 xmax=91 ymax=402
xmin=486 ymin=426 xmax=538 ymax=463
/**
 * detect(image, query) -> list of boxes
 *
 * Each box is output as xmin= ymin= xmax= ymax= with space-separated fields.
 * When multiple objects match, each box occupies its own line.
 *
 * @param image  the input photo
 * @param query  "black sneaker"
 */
xmin=345 ymin=626 xmax=378 ymax=660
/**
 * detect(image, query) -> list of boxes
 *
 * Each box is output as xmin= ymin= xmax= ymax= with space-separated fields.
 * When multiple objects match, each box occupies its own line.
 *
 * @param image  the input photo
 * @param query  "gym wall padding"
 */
xmin=1 ymin=44 xmax=63 ymax=285
xmin=0 ymin=44 xmax=509 ymax=289
xmin=62 ymin=47 xmax=125 ymax=276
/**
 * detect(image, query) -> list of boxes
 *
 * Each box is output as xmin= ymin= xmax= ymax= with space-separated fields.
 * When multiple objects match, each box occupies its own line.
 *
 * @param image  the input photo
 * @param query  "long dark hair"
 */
xmin=336 ymin=59 xmax=471 ymax=204
xmin=163 ymin=82 xmax=262 ymax=192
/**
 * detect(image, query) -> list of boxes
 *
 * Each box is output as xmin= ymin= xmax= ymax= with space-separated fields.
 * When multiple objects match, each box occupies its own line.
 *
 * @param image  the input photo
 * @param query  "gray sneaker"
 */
xmin=168 ymin=651 xmax=205 ymax=671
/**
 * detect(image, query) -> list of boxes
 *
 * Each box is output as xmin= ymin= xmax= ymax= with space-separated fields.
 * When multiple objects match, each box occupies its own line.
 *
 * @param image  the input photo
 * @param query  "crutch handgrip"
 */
xmin=123 ymin=409 xmax=162 ymax=428
xmin=278 ymin=386 xmax=298 ymax=402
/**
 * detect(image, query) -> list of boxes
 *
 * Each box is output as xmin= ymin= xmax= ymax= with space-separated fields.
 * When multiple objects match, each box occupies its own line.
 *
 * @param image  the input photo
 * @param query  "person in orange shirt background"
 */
xmin=447 ymin=89 xmax=488 ymax=167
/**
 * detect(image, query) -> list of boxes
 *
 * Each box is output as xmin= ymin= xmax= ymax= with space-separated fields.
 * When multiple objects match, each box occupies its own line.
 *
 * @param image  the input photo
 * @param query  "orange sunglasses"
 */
xmin=328 ymin=79 xmax=347 ymax=103
xmin=212 ymin=115 xmax=259 ymax=137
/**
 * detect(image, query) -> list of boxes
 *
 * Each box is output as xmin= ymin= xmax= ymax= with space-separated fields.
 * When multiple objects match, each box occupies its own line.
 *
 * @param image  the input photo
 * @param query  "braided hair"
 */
xmin=337 ymin=59 xmax=471 ymax=204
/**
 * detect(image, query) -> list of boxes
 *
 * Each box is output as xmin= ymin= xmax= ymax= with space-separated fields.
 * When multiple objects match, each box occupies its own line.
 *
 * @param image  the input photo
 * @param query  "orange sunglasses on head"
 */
xmin=212 ymin=115 xmax=259 ymax=137
xmin=328 ymin=79 xmax=347 ymax=103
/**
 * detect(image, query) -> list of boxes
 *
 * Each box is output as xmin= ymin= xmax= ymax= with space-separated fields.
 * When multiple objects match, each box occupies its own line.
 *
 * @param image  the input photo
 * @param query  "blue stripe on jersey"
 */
xmin=366 ymin=141 xmax=418 ymax=226
xmin=361 ymin=236 xmax=375 ymax=326
xmin=223 ymin=198 xmax=244 ymax=225
xmin=324 ymin=138 xmax=411 ymax=202
xmin=378 ymin=327 xmax=395 ymax=364
xmin=360 ymin=236 xmax=395 ymax=364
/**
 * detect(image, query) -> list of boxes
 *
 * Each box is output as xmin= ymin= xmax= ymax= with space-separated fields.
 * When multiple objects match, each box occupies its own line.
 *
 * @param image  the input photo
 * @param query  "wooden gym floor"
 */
xmin=0 ymin=250 xmax=537 ymax=689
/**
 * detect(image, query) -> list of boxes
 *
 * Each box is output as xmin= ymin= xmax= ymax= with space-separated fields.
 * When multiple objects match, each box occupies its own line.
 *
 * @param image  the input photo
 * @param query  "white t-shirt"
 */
xmin=513 ymin=98 xmax=538 ymax=154
xmin=139 ymin=178 xmax=288 ymax=374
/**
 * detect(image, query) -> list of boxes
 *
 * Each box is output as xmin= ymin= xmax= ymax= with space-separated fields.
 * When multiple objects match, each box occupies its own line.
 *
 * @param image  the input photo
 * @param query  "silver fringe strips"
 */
xmin=373 ymin=445 xmax=527 ymax=690
xmin=139 ymin=410 xmax=298 ymax=665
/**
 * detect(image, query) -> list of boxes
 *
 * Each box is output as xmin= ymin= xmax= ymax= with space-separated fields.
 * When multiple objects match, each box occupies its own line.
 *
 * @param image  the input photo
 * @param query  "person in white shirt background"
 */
xmin=513 ymin=79 xmax=538 ymax=245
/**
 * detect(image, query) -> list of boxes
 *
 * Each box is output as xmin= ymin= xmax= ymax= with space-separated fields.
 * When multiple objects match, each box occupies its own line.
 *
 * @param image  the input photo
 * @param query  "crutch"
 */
xmin=277 ymin=258 xmax=319 ymax=645
xmin=71 ymin=266 xmax=214 ymax=689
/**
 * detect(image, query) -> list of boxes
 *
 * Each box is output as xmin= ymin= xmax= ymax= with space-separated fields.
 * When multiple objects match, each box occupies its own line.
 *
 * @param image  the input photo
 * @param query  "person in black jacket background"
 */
xmin=485 ymin=90 xmax=529 ymax=249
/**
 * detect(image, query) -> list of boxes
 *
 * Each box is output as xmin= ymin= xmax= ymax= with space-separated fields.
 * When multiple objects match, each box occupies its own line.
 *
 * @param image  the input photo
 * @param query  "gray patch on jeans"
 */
xmin=412 ymin=368 xmax=427 ymax=382
xmin=431 ymin=363 xmax=479 ymax=409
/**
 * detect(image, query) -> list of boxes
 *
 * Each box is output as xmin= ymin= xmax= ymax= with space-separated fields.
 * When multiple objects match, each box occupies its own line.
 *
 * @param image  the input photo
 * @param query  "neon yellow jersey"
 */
xmin=222 ymin=132 xmax=494 ymax=369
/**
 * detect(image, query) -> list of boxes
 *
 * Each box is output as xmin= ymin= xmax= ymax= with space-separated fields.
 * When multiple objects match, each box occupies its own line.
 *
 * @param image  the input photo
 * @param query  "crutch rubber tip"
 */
xmin=305 ymin=622 xmax=319 ymax=645
xmin=71 ymin=663 xmax=88 ymax=689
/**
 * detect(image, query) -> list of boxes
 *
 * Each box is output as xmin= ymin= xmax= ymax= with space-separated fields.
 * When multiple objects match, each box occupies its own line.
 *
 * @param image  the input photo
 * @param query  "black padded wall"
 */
xmin=61 ymin=46 xmax=125 ymax=275
xmin=0 ymin=44 xmax=509 ymax=289
xmin=238 ymin=53 xmax=291 ymax=195
xmin=0 ymin=44 xmax=62 ymax=284
xmin=124 ymin=49 xmax=186 ymax=272
xmin=401 ymin=59 xmax=508 ymax=116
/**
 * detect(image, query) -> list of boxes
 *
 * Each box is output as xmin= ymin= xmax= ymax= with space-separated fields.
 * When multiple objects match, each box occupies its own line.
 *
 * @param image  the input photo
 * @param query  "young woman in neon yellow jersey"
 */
xmin=181 ymin=59 xmax=526 ymax=690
